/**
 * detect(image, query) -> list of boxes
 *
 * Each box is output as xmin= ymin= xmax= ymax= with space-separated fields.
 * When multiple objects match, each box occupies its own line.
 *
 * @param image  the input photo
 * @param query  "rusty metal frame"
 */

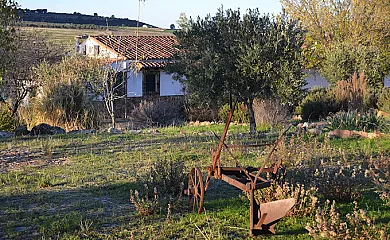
xmin=186 ymin=105 xmax=295 ymax=236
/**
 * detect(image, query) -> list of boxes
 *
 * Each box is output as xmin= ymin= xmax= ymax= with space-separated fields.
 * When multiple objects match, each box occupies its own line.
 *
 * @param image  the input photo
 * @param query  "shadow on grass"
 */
xmin=0 ymin=182 xmax=137 ymax=239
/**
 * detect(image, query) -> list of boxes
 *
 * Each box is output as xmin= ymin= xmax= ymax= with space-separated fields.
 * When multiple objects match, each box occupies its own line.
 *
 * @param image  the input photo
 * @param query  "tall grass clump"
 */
xmin=28 ymin=56 xmax=104 ymax=131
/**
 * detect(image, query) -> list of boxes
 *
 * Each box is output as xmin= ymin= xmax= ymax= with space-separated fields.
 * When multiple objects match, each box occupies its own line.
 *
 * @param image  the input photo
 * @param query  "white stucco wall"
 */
xmin=304 ymin=71 xmax=330 ymax=89
xmin=385 ymin=76 xmax=390 ymax=88
xmin=127 ymin=71 xmax=143 ymax=97
xmin=160 ymin=72 xmax=185 ymax=96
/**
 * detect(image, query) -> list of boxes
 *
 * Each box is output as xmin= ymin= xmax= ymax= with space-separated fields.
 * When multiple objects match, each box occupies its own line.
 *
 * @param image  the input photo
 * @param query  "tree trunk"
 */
xmin=247 ymin=98 xmax=257 ymax=133
xmin=110 ymin=101 xmax=116 ymax=129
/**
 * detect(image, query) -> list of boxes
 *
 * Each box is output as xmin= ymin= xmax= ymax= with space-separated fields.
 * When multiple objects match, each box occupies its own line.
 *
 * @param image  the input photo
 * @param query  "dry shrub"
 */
xmin=130 ymin=98 xmax=185 ymax=127
xmin=250 ymin=182 xmax=318 ymax=217
xmin=33 ymin=82 xmax=100 ymax=131
xmin=253 ymin=98 xmax=289 ymax=126
xmin=186 ymin=106 xmax=219 ymax=122
xmin=295 ymin=160 xmax=366 ymax=202
xmin=130 ymin=185 xmax=159 ymax=216
xmin=368 ymin=153 xmax=390 ymax=206
xmin=28 ymin=56 xmax=103 ymax=131
xmin=130 ymin=157 xmax=186 ymax=216
xmin=306 ymin=200 xmax=387 ymax=239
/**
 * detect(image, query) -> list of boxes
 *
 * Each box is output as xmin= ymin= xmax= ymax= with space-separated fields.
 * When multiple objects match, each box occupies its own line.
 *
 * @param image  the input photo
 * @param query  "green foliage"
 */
xmin=169 ymin=8 xmax=306 ymax=132
xmin=321 ymin=42 xmax=388 ymax=86
xmin=327 ymin=110 xmax=389 ymax=133
xmin=296 ymin=88 xmax=340 ymax=121
xmin=0 ymin=103 xmax=14 ymax=131
xmin=218 ymin=103 xmax=248 ymax=123
xmin=0 ymin=0 xmax=17 ymax=76
xmin=378 ymin=87 xmax=390 ymax=114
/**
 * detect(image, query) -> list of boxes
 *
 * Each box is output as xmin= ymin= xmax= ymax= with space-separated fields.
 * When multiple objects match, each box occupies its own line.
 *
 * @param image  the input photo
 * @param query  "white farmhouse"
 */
xmin=76 ymin=35 xmax=185 ymax=98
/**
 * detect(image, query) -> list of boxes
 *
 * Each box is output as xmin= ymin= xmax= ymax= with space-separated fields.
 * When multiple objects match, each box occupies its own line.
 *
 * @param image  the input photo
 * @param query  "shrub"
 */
xmin=368 ymin=153 xmax=390 ymax=206
xmin=218 ymin=102 xmax=248 ymax=123
xmin=130 ymin=157 xmax=186 ymax=216
xmin=306 ymin=200 xmax=387 ymax=239
xmin=186 ymin=106 xmax=219 ymax=122
xmin=130 ymin=98 xmax=185 ymax=127
xmin=296 ymin=88 xmax=340 ymax=121
xmin=377 ymin=87 xmax=390 ymax=114
xmin=327 ymin=109 xmax=389 ymax=133
xmin=253 ymin=98 xmax=290 ymax=126
xmin=295 ymin=160 xmax=366 ymax=202
xmin=28 ymin=56 xmax=103 ymax=131
xmin=33 ymin=81 xmax=100 ymax=131
xmin=0 ymin=104 xmax=15 ymax=131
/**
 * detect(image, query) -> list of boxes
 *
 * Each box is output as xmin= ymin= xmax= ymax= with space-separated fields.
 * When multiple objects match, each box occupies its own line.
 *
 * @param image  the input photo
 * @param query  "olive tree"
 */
xmin=168 ymin=8 xmax=305 ymax=133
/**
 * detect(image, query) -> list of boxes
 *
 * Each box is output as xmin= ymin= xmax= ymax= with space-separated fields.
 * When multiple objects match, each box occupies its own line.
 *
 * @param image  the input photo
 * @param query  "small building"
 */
xmin=76 ymin=35 xmax=185 ymax=98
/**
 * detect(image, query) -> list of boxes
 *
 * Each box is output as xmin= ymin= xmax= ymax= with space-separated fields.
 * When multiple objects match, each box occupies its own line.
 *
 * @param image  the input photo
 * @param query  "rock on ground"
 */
xmin=30 ymin=123 xmax=66 ymax=136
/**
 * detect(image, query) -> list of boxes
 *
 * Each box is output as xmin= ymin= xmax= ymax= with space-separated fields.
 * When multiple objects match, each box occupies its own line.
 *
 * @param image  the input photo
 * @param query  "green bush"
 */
xmin=0 ymin=104 xmax=15 ymax=131
xmin=378 ymin=87 xmax=390 ymax=114
xmin=327 ymin=109 xmax=389 ymax=132
xmin=296 ymin=88 xmax=340 ymax=121
xmin=218 ymin=103 xmax=248 ymax=123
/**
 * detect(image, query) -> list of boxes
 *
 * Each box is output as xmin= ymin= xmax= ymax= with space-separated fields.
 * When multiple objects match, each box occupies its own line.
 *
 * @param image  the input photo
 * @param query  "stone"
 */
xmin=15 ymin=125 xmax=30 ymax=136
xmin=107 ymin=127 xmax=124 ymax=134
xmin=30 ymin=123 xmax=66 ymax=136
xmin=0 ymin=131 xmax=14 ymax=138
xmin=67 ymin=129 xmax=96 ymax=135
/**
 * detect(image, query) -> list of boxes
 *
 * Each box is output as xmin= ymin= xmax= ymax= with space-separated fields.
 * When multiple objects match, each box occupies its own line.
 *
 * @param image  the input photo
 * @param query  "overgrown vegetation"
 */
xmin=0 ymin=124 xmax=389 ymax=239
xmin=27 ymin=56 xmax=103 ymax=131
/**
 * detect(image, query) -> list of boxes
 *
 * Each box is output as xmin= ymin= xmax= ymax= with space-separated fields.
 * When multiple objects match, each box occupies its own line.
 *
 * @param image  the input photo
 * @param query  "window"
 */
xmin=143 ymin=71 xmax=160 ymax=95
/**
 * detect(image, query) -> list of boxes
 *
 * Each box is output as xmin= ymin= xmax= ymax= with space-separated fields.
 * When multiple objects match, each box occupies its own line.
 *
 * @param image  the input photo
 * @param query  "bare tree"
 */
xmin=0 ymin=30 xmax=64 ymax=118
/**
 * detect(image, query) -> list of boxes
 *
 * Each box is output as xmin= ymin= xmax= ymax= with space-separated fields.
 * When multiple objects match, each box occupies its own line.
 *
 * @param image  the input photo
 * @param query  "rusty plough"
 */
xmin=184 ymin=106 xmax=295 ymax=236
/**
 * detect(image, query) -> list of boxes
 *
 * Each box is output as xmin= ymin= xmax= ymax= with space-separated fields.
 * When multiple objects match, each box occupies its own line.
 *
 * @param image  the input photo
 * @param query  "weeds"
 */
xmin=306 ymin=200 xmax=387 ymax=239
xmin=130 ymin=157 xmax=186 ymax=216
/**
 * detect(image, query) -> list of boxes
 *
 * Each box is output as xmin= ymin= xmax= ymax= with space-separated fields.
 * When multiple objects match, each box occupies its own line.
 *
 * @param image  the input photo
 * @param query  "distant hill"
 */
xmin=18 ymin=9 xmax=156 ymax=28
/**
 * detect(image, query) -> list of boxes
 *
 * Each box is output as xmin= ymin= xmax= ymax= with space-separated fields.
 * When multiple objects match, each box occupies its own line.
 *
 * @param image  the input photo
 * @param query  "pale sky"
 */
xmin=16 ymin=0 xmax=282 ymax=28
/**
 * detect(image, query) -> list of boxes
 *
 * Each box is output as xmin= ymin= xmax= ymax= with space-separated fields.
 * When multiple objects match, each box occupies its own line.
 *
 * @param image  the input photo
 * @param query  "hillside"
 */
xmin=19 ymin=9 xmax=156 ymax=28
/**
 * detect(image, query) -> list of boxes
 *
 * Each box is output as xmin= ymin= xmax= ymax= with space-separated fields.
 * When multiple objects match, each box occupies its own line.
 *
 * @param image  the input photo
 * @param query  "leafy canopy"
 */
xmin=168 ymin=8 xmax=306 ymax=132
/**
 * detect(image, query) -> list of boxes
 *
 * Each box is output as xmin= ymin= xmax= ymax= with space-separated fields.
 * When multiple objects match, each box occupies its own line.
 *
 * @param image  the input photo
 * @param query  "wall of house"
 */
xmin=304 ymin=71 xmax=390 ymax=89
xmin=304 ymin=71 xmax=330 ymax=89
xmin=127 ymin=71 xmax=143 ymax=97
xmin=160 ymin=72 xmax=184 ymax=96
xmin=78 ymin=38 xmax=117 ymax=59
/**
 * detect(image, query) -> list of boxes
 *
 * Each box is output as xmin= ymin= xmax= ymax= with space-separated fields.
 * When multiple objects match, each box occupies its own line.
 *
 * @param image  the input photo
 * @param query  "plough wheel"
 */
xmin=188 ymin=167 xmax=205 ymax=214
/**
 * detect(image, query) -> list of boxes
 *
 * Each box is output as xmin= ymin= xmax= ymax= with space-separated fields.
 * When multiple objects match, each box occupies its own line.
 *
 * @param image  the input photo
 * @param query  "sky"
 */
xmin=16 ymin=0 xmax=282 ymax=29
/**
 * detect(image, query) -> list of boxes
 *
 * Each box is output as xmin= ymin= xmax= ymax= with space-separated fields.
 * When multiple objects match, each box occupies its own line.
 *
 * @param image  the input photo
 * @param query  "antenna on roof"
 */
xmin=136 ymin=0 xmax=146 ymax=64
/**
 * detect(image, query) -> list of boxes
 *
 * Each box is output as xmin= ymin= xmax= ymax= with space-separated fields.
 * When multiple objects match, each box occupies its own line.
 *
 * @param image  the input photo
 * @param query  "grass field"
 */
xmin=20 ymin=26 xmax=174 ymax=51
xmin=0 ymin=124 xmax=389 ymax=239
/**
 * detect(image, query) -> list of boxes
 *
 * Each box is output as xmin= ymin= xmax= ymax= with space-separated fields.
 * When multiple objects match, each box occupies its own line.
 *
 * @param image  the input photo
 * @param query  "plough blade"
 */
xmin=250 ymin=195 xmax=295 ymax=235
xmin=259 ymin=198 xmax=296 ymax=226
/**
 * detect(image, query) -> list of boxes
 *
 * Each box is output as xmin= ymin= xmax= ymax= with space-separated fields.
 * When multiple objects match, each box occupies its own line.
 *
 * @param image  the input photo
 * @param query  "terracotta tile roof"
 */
xmin=138 ymin=61 xmax=169 ymax=68
xmin=91 ymin=35 xmax=177 ymax=61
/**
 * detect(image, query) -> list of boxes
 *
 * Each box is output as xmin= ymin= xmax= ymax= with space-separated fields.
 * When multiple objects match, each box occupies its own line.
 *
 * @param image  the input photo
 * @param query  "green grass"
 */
xmin=0 ymin=125 xmax=389 ymax=239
